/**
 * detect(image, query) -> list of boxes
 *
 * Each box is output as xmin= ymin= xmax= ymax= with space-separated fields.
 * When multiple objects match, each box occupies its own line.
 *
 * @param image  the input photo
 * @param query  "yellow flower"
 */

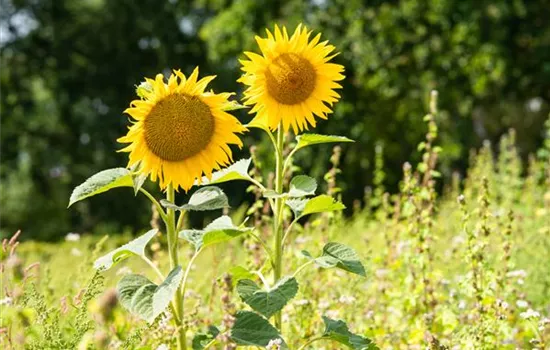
xmin=239 ymin=24 xmax=345 ymax=133
xmin=118 ymin=68 xmax=246 ymax=191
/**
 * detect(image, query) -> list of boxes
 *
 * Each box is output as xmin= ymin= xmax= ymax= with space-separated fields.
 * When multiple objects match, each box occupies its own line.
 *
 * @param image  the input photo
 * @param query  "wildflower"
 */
xmin=65 ymin=232 xmax=81 ymax=241
xmin=516 ymin=300 xmax=529 ymax=309
xmin=338 ymin=295 xmax=357 ymax=305
xmin=118 ymin=68 xmax=246 ymax=191
xmin=239 ymin=24 xmax=344 ymax=133
xmin=507 ymin=269 xmax=527 ymax=278
xmin=267 ymin=338 xmax=283 ymax=349
xmin=520 ymin=309 xmax=540 ymax=319
xmin=0 ymin=297 xmax=12 ymax=305
xmin=71 ymin=248 xmax=83 ymax=256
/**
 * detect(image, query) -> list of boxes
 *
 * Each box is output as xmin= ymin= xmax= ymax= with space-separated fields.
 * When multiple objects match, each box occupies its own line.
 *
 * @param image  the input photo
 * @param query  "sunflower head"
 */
xmin=239 ymin=24 xmax=345 ymax=133
xmin=118 ymin=68 xmax=246 ymax=191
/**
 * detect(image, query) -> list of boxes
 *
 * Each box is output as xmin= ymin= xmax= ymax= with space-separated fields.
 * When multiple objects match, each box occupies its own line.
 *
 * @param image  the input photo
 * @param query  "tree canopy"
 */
xmin=1 ymin=0 xmax=549 ymax=240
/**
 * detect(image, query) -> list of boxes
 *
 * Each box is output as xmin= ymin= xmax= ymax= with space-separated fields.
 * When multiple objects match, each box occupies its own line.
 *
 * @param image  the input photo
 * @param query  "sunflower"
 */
xmin=118 ymin=68 xmax=246 ymax=191
xmin=238 ymin=24 xmax=345 ymax=133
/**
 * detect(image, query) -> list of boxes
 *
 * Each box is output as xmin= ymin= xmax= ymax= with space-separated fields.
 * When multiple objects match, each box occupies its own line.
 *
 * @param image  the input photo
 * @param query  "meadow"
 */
xmin=3 ymin=0 xmax=550 ymax=348
xmin=2 ymin=114 xmax=549 ymax=349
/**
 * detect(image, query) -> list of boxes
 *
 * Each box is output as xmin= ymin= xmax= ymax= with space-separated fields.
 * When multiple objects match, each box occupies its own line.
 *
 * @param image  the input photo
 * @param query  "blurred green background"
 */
xmin=1 ymin=0 xmax=549 ymax=240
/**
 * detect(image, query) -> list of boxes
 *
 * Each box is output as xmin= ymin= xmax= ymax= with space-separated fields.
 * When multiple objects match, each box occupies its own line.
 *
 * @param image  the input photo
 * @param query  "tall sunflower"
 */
xmin=118 ymin=68 xmax=246 ymax=191
xmin=239 ymin=24 xmax=345 ymax=133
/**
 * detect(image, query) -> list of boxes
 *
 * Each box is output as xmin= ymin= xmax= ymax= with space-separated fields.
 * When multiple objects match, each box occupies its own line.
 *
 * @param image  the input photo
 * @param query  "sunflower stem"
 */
xmin=272 ymin=124 xmax=285 ymax=330
xmin=166 ymin=184 xmax=187 ymax=350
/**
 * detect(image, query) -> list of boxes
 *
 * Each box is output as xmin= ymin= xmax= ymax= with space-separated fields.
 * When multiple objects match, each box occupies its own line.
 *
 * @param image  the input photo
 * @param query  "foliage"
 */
xmin=2 ymin=0 xmax=550 ymax=240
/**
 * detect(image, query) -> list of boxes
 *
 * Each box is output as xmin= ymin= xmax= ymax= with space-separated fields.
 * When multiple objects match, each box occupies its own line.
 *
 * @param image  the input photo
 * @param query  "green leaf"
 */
xmin=288 ymin=175 xmax=317 ymax=197
xmin=94 ymin=229 xmax=157 ymax=271
xmin=322 ymin=316 xmax=378 ymax=350
xmin=132 ymin=173 xmax=148 ymax=195
xmin=295 ymin=134 xmax=354 ymax=151
xmin=318 ymin=242 xmax=366 ymax=277
xmin=302 ymin=195 xmax=346 ymax=216
xmin=236 ymin=276 xmax=298 ymax=318
xmin=231 ymin=311 xmax=287 ymax=348
xmin=286 ymin=198 xmax=308 ymax=217
xmin=229 ymin=266 xmax=256 ymax=286
xmin=286 ymin=195 xmax=345 ymax=219
xmin=161 ymin=186 xmax=228 ymax=212
xmin=116 ymin=266 xmax=183 ymax=323
xmin=192 ymin=326 xmax=220 ymax=350
xmin=199 ymin=159 xmax=253 ymax=185
xmin=68 ymin=168 xmax=132 ymax=207
xmin=179 ymin=216 xmax=251 ymax=250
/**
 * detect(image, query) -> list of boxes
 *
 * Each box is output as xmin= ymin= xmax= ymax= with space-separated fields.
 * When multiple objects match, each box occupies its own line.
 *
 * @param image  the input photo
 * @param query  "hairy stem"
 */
xmin=272 ymin=124 xmax=285 ymax=329
xmin=166 ymin=184 xmax=186 ymax=350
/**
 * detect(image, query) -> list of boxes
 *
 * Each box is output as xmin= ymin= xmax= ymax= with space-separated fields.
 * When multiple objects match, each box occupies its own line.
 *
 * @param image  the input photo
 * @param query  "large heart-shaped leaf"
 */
xmin=231 ymin=311 xmax=287 ymax=348
xmin=236 ymin=276 xmax=298 ymax=318
xmin=295 ymin=134 xmax=354 ymax=151
xmin=288 ymin=175 xmax=317 ymax=197
xmin=94 ymin=229 xmax=158 ymax=271
xmin=322 ymin=316 xmax=378 ymax=349
xmin=161 ymin=186 xmax=228 ymax=212
xmin=303 ymin=242 xmax=366 ymax=277
xmin=199 ymin=159 xmax=253 ymax=185
xmin=264 ymin=176 xmax=317 ymax=199
xmin=179 ymin=216 xmax=251 ymax=250
xmin=69 ymin=168 xmax=133 ymax=206
xmin=286 ymin=195 xmax=345 ymax=219
xmin=116 ymin=266 xmax=183 ymax=323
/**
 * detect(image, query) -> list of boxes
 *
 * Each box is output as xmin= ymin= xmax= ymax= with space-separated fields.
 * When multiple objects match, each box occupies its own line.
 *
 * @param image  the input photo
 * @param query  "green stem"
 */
xmin=180 ymin=249 xmax=202 ymax=302
xmin=139 ymin=188 xmax=169 ymax=223
xmin=272 ymin=124 xmax=285 ymax=329
xmin=141 ymin=255 xmax=165 ymax=282
xmin=293 ymin=260 xmax=314 ymax=278
xmin=249 ymin=230 xmax=274 ymax=266
xmin=297 ymin=336 xmax=326 ymax=350
xmin=165 ymin=184 xmax=187 ymax=350
xmin=282 ymin=146 xmax=298 ymax=175
xmin=281 ymin=219 xmax=298 ymax=247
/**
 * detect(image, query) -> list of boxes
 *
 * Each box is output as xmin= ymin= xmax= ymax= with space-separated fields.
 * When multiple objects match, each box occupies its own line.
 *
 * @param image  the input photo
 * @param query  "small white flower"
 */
xmin=294 ymin=299 xmax=309 ymax=306
xmin=0 ymin=297 xmax=13 ymax=305
xmin=517 ymin=278 xmax=525 ymax=285
xmin=318 ymin=300 xmax=330 ymax=309
xmin=520 ymin=309 xmax=540 ymax=320
xmin=338 ymin=295 xmax=356 ymax=305
xmin=516 ymin=300 xmax=529 ymax=309
xmin=458 ymin=300 xmax=466 ymax=310
xmin=156 ymin=345 xmax=169 ymax=350
xmin=507 ymin=269 xmax=527 ymax=278
xmin=375 ymin=269 xmax=389 ymax=278
xmin=71 ymin=248 xmax=82 ymax=256
xmin=65 ymin=232 xmax=81 ymax=241
xmin=326 ymin=309 xmax=340 ymax=319
xmin=266 ymin=338 xmax=282 ymax=349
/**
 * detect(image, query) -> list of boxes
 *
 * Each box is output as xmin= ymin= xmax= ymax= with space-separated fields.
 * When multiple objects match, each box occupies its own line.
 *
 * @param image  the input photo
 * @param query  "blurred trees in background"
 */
xmin=1 ymin=0 xmax=549 ymax=240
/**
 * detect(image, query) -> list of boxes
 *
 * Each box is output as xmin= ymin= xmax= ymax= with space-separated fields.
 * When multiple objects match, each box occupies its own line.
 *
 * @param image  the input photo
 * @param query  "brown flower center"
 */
xmin=265 ymin=53 xmax=317 ymax=105
xmin=144 ymin=93 xmax=214 ymax=161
